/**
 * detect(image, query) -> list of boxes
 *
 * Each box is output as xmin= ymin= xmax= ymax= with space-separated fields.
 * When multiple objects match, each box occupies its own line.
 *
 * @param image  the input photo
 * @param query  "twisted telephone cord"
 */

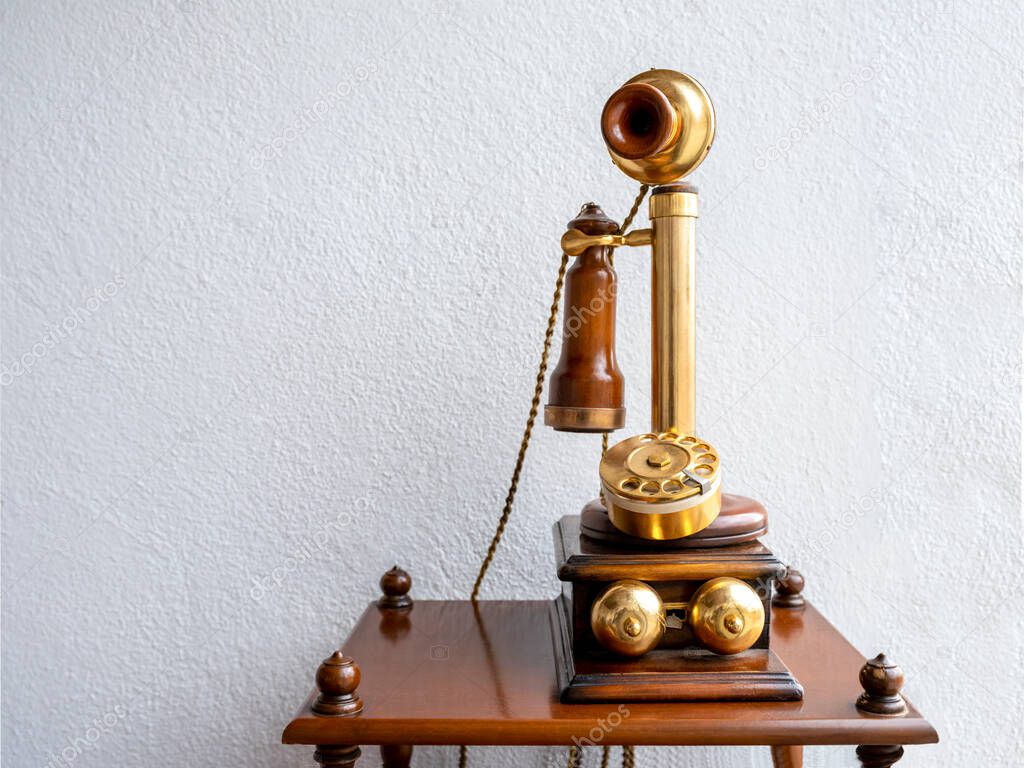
xmin=462 ymin=184 xmax=649 ymax=768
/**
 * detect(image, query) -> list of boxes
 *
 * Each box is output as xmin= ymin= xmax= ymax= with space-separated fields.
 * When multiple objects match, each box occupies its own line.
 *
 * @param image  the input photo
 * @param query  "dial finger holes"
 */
xmin=694 ymin=464 xmax=714 ymax=476
xmin=640 ymin=481 xmax=660 ymax=495
xmin=621 ymin=477 xmax=642 ymax=492
xmin=692 ymin=443 xmax=710 ymax=453
xmin=662 ymin=478 xmax=684 ymax=494
xmin=696 ymin=453 xmax=717 ymax=464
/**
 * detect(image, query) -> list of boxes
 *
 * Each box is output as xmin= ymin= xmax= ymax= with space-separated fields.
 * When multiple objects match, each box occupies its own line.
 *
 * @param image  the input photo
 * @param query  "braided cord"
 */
xmin=470 ymin=250 xmax=570 ymax=602
xmin=609 ymin=184 xmax=649 ymax=268
xmin=464 ymin=184 xmax=650 ymax=768
xmin=471 ymin=183 xmax=650 ymax=601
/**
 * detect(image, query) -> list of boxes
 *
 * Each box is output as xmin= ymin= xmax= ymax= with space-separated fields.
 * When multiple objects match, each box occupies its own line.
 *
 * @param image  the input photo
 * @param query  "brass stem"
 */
xmin=649 ymin=186 xmax=698 ymax=435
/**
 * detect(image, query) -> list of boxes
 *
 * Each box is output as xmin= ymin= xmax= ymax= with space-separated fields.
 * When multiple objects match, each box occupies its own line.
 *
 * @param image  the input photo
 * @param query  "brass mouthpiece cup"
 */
xmin=601 ymin=83 xmax=680 ymax=160
xmin=601 ymin=70 xmax=716 ymax=184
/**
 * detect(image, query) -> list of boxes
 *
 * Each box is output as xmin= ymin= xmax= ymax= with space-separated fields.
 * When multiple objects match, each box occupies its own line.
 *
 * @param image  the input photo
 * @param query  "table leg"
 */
xmin=380 ymin=744 xmax=413 ymax=767
xmin=314 ymin=745 xmax=361 ymax=767
xmin=856 ymin=745 xmax=904 ymax=767
xmin=770 ymin=745 xmax=803 ymax=767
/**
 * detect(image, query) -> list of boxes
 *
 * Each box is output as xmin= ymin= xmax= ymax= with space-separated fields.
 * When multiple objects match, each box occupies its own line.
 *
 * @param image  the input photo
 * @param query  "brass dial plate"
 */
xmin=600 ymin=431 xmax=720 ymax=505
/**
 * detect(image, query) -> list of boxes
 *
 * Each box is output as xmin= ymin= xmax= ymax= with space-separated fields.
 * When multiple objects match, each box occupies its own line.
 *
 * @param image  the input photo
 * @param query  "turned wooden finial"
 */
xmin=856 ymin=653 xmax=907 ymax=716
xmin=855 ymin=744 xmax=904 ymax=767
xmin=312 ymin=650 xmax=364 ymax=717
xmin=380 ymin=744 xmax=413 ymax=767
xmin=378 ymin=565 xmax=413 ymax=610
xmin=314 ymin=745 xmax=362 ymax=768
xmin=773 ymin=567 xmax=805 ymax=608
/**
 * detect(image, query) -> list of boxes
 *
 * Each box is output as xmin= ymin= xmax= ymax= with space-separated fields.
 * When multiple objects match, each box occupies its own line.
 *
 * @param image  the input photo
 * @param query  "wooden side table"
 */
xmin=282 ymin=572 xmax=937 ymax=767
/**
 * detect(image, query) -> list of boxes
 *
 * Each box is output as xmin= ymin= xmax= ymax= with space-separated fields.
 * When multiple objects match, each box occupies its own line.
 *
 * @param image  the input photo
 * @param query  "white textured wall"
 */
xmin=2 ymin=2 xmax=1021 ymax=767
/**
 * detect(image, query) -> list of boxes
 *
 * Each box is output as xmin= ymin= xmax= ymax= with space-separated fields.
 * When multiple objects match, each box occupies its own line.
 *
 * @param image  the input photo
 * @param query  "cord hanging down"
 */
xmin=463 ymin=185 xmax=650 ymax=768
xmin=469 ymin=184 xmax=650 ymax=603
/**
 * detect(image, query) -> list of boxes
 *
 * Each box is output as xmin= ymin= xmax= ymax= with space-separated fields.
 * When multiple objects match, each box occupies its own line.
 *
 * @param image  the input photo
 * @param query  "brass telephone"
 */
xmin=539 ymin=70 xmax=779 ymax=666
xmin=545 ymin=69 xmax=722 ymax=542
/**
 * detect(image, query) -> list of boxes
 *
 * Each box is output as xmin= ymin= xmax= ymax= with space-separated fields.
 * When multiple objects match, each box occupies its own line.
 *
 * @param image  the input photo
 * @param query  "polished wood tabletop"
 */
xmin=282 ymin=600 xmax=937 ymax=747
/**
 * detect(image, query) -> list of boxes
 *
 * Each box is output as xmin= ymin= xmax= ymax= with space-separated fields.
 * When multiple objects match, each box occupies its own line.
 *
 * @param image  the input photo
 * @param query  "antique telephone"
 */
xmin=276 ymin=64 xmax=936 ymax=768
xmin=546 ymin=69 xmax=721 ymax=540
xmin=539 ymin=70 xmax=800 ymax=698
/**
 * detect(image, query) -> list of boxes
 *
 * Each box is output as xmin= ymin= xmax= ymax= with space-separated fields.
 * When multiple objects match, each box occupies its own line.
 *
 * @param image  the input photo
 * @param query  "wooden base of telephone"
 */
xmin=554 ymin=499 xmax=802 ymax=703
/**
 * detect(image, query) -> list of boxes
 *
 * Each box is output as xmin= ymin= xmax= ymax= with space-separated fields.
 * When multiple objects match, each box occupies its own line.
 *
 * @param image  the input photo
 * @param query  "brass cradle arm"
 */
xmin=560 ymin=227 xmax=653 ymax=257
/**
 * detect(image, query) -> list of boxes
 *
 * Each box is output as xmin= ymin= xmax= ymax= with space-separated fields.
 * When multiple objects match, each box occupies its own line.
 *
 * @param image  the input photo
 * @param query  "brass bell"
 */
xmin=590 ymin=577 xmax=765 ymax=657
xmin=589 ymin=580 xmax=666 ymax=657
xmin=688 ymin=577 xmax=765 ymax=655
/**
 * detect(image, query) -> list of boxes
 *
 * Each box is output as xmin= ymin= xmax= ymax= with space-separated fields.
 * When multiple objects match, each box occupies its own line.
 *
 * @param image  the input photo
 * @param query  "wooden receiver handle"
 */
xmin=545 ymin=203 xmax=625 ymax=433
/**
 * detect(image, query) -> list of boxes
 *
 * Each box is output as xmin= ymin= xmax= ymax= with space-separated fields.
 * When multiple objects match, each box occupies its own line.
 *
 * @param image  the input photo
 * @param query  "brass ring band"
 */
xmin=604 ymin=482 xmax=722 ymax=540
xmin=544 ymin=405 xmax=625 ymax=433
xmin=649 ymin=191 xmax=698 ymax=219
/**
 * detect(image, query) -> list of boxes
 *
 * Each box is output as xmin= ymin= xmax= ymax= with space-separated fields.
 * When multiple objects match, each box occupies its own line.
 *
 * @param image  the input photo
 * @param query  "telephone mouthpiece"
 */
xmin=601 ymin=69 xmax=716 ymax=184
xmin=601 ymin=82 xmax=680 ymax=160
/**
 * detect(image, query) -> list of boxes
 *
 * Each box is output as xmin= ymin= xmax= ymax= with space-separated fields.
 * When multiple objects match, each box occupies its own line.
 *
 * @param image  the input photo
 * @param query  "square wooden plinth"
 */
xmin=552 ymin=514 xmax=801 ymax=701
